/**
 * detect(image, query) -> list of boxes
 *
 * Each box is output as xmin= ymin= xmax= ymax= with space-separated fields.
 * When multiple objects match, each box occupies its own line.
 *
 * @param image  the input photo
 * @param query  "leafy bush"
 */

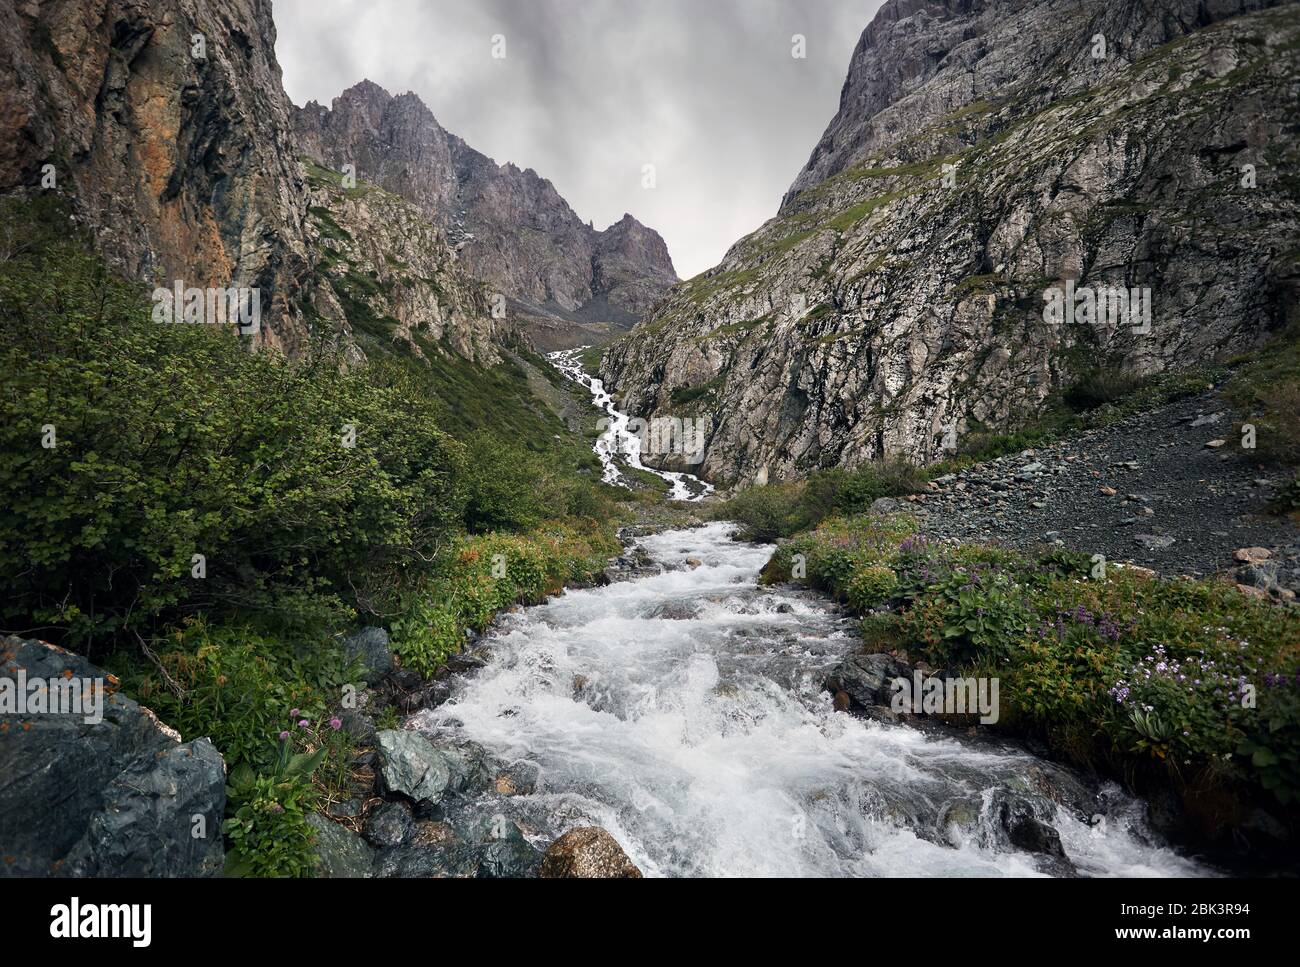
xmin=120 ymin=619 xmax=358 ymax=775
xmin=1223 ymin=322 xmax=1300 ymax=469
xmin=812 ymin=460 xmax=927 ymax=516
xmin=1273 ymin=475 xmax=1300 ymax=514
xmin=722 ymin=482 xmax=805 ymax=542
xmin=460 ymin=433 xmax=619 ymax=533
xmin=391 ymin=520 xmax=619 ymax=677
xmin=0 ymin=199 xmax=466 ymax=649
xmin=1065 ymin=368 xmax=1147 ymax=411
xmin=1245 ymin=379 xmax=1300 ymax=466
xmin=0 ymin=198 xmax=629 ymax=877
xmin=845 ymin=565 xmax=899 ymax=611
xmin=223 ymin=745 xmax=325 ymax=878
xmin=723 ymin=459 xmax=924 ymax=541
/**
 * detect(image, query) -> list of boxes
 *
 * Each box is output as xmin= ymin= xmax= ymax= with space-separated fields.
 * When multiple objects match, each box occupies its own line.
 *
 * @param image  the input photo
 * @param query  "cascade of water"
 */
xmin=548 ymin=347 xmax=714 ymax=502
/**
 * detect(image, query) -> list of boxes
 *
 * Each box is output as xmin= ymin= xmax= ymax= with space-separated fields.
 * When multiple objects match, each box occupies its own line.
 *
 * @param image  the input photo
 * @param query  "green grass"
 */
xmin=1221 ymin=322 xmax=1300 ymax=469
xmin=669 ymin=376 xmax=726 ymax=411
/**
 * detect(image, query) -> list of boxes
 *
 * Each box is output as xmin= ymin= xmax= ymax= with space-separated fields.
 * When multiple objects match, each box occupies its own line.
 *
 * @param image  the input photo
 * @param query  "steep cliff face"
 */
xmin=0 ymin=0 xmax=505 ymax=365
xmin=300 ymin=160 xmax=502 ymax=365
xmin=0 ymin=0 xmax=313 ymax=354
xmin=603 ymin=0 xmax=1300 ymax=487
xmin=294 ymin=81 xmax=678 ymax=349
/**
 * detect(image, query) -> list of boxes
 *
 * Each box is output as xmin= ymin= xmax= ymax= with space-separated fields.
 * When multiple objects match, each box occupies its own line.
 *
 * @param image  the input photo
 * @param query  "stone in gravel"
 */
xmin=1135 ymin=534 xmax=1175 ymax=550
xmin=1236 ymin=584 xmax=1269 ymax=600
xmin=1234 ymin=547 xmax=1272 ymax=564
xmin=1190 ymin=412 xmax=1225 ymax=428
xmin=1241 ymin=562 xmax=1280 ymax=592
xmin=1205 ymin=439 xmax=1227 ymax=449
xmin=1099 ymin=486 xmax=1118 ymax=496
xmin=869 ymin=497 xmax=901 ymax=514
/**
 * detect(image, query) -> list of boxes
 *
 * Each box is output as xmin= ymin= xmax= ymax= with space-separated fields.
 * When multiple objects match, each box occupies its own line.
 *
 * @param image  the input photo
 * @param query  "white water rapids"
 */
xmin=547 ymin=347 xmax=714 ymax=501
xmin=412 ymin=523 xmax=1209 ymax=877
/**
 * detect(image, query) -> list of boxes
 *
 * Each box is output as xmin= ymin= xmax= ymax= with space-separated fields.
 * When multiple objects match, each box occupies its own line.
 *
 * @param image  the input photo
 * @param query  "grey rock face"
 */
xmin=339 ymin=626 xmax=395 ymax=685
xmin=375 ymin=729 xmax=453 ymax=805
xmin=0 ymin=0 xmax=315 ymax=356
xmin=603 ymin=0 xmax=1300 ymax=487
xmin=0 ymin=637 xmax=225 ymax=877
xmin=308 ymin=812 xmax=375 ymax=878
xmin=293 ymin=80 xmax=678 ymax=349
xmin=0 ymin=1 xmax=511 ymax=369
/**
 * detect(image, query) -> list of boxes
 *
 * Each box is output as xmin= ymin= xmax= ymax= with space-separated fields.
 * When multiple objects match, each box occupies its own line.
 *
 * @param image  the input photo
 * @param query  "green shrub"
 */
xmin=722 ymin=482 xmax=805 ymax=542
xmin=1065 ymin=368 xmax=1147 ymax=411
xmin=223 ymin=746 xmax=325 ymax=878
xmin=119 ymin=618 xmax=359 ymax=772
xmin=814 ymin=460 xmax=927 ymax=515
xmin=1273 ymin=475 xmax=1300 ymax=514
xmin=722 ymin=459 xmax=924 ymax=541
xmin=1223 ymin=322 xmax=1300 ymax=469
xmin=0 ymin=199 xmax=466 ymax=649
xmin=845 ymin=565 xmax=899 ymax=611
xmin=391 ymin=521 xmax=619 ymax=677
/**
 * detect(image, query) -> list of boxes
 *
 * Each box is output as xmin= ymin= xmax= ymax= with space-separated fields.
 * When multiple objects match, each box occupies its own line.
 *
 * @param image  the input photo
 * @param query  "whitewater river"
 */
xmin=412 ymin=522 xmax=1208 ymax=877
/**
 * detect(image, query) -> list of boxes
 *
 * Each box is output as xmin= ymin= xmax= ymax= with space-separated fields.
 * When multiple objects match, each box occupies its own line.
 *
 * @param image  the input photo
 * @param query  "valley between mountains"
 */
xmin=1 ymin=0 xmax=1298 ymax=880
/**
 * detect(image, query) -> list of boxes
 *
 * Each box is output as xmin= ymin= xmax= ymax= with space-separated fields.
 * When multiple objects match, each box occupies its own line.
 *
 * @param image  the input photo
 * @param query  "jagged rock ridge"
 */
xmin=603 ymin=0 xmax=1300 ymax=488
xmin=293 ymin=80 xmax=678 ymax=349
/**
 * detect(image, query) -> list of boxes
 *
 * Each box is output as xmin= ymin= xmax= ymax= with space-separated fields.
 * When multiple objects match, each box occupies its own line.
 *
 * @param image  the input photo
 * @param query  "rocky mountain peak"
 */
xmin=783 ymin=0 xmax=1284 ymax=208
xmin=292 ymin=80 xmax=677 ymax=348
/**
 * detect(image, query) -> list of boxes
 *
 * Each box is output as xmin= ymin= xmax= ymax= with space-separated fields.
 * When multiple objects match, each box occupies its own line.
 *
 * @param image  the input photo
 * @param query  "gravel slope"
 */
xmin=903 ymin=392 xmax=1300 ymax=599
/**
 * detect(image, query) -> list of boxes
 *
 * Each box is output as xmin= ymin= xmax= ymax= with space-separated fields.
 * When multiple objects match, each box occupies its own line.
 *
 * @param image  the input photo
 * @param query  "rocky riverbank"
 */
xmin=0 ymin=637 xmax=226 ymax=877
xmin=309 ymin=519 xmax=705 ymax=877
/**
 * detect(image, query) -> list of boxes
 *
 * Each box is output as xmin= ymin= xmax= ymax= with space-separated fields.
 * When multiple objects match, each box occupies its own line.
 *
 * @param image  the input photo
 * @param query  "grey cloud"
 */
xmin=274 ymin=0 xmax=882 ymax=277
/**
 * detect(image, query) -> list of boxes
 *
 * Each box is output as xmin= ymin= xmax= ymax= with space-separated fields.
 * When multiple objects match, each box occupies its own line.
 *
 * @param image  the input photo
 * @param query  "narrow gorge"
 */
xmin=1 ymin=0 xmax=1297 ymax=897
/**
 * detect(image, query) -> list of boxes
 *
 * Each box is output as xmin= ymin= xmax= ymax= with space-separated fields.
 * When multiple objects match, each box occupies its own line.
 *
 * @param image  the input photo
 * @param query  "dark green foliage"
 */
xmin=389 ymin=520 xmax=619 ymax=677
xmin=721 ymin=458 xmax=926 ymax=541
xmin=1223 ymin=323 xmax=1300 ymax=469
xmin=1064 ymin=367 xmax=1147 ymax=411
xmin=0 ymin=197 xmax=629 ymax=876
xmin=224 ymin=745 xmax=327 ymax=878
xmin=0 ymin=199 xmax=466 ymax=649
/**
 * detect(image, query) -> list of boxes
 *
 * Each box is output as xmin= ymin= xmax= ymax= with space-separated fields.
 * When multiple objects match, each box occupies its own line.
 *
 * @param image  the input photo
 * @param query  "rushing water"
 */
xmin=413 ymin=523 xmax=1208 ymax=878
xmin=547 ymin=347 xmax=714 ymax=501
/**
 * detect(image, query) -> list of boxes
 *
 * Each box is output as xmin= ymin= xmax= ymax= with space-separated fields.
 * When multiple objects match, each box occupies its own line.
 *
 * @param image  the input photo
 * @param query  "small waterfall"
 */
xmin=548 ymin=347 xmax=714 ymax=502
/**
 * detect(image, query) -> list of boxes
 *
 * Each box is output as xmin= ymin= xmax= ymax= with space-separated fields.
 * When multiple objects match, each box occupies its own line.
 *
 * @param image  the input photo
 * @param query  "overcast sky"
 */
xmin=274 ymin=0 xmax=882 ymax=278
